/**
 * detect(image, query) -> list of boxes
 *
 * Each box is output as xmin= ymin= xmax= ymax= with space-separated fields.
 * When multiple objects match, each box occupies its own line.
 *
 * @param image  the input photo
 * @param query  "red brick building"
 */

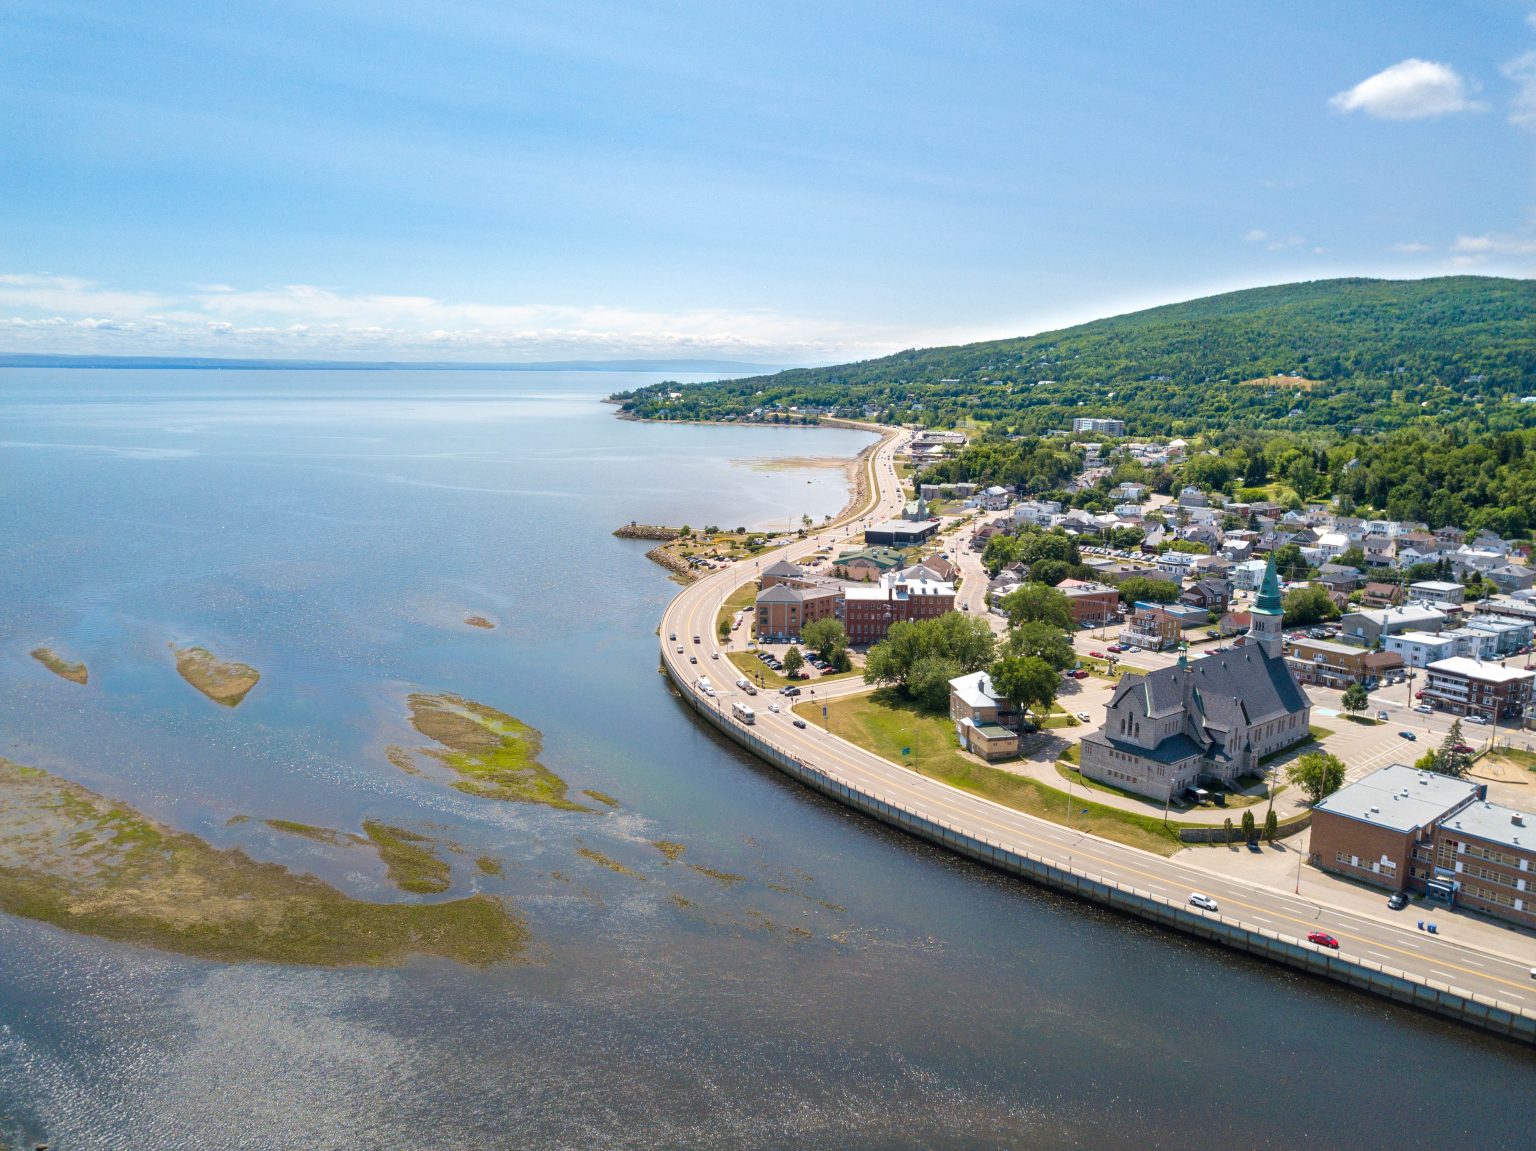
xmin=1058 ymin=578 xmax=1121 ymax=627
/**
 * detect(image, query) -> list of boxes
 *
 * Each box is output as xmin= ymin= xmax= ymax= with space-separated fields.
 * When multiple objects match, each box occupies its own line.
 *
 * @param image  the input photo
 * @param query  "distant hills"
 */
xmin=0 ymin=353 xmax=784 ymax=374
xmin=611 ymin=277 xmax=1536 ymax=437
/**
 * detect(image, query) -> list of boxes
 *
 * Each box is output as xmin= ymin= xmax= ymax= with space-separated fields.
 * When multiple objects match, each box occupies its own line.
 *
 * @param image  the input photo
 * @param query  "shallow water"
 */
xmin=0 ymin=370 xmax=1530 ymax=1149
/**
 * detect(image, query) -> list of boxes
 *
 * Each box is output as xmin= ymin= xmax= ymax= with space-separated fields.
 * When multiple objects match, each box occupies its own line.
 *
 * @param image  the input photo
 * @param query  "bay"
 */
xmin=0 ymin=369 xmax=1529 ymax=1149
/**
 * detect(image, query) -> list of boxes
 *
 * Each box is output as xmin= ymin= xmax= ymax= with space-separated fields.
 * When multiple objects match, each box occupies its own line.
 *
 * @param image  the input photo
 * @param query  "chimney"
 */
xmin=1514 ymin=813 xmax=1526 ymax=828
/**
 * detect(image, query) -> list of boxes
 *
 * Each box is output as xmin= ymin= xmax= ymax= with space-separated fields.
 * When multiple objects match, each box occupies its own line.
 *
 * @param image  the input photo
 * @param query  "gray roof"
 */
xmin=1107 ymin=649 xmax=1310 ymax=748
xmin=762 ymin=559 xmax=804 ymax=577
xmin=1314 ymin=763 xmax=1480 ymax=834
xmin=1440 ymin=800 xmax=1536 ymax=852
xmin=1081 ymin=729 xmax=1206 ymax=765
xmin=756 ymin=584 xmax=804 ymax=604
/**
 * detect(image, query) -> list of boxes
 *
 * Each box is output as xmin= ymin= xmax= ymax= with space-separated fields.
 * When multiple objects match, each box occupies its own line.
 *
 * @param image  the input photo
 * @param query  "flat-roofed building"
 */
xmin=1384 ymin=630 xmax=1459 ymax=668
xmin=1339 ymin=603 xmax=1448 ymax=647
xmin=1058 ymin=578 xmax=1121 ymax=626
xmin=1466 ymin=614 xmax=1535 ymax=655
xmin=1422 ymin=657 xmax=1536 ymax=721
xmin=864 ymin=519 xmax=939 ymax=547
xmin=1311 ymin=764 xmax=1482 ymax=893
xmin=1433 ymin=800 xmax=1536 ymax=928
xmin=1409 ymin=580 xmax=1466 ymax=606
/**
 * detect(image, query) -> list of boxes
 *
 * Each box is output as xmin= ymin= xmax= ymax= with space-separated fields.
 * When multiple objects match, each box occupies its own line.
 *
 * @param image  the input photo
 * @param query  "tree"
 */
xmin=1282 ymin=584 xmax=1341 ymax=627
xmin=1287 ymin=751 xmax=1346 ymax=806
xmin=1433 ymin=720 xmax=1471 ymax=778
xmin=1115 ymin=575 xmax=1180 ymax=605
xmin=1000 ymin=582 xmax=1074 ymax=630
xmin=1341 ymin=682 xmax=1370 ymax=717
xmin=800 ymin=618 xmax=848 ymax=663
xmin=909 ymin=655 xmax=964 ymax=712
xmin=1241 ymin=810 xmax=1256 ymax=842
xmin=1004 ymin=620 xmax=1077 ymax=670
xmin=862 ymin=612 xmax=996 ymax=695
xmin=1272 ymin=543 xmax=1306 ymax=579
xmin=1337 ymin=546 xmax=1366 ymax=569
xmin=781 ymin=646 xmax=805 ymax=677
xmin=1028 ymin=558 xmax=1073 ymax=587
xmin=718 ymin=617 xmax=732 ymax=642
xmin=1414 ymin=749 xmax=1441 ymax=773
xmin=1223 ymin=817 xmax=1236 ymax=845
xmin=1263 ymin=809 xmax=1278 ymax=842
xmin=989 ymin=654 xmax=1059 ymax=720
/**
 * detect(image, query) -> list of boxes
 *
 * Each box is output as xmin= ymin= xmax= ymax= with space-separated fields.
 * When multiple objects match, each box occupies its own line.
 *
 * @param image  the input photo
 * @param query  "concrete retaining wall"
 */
xmin=1177 ymin=811 xmax=1311 ymax=844
xmin=666 ymin=653 xmax=1536 ymax=1047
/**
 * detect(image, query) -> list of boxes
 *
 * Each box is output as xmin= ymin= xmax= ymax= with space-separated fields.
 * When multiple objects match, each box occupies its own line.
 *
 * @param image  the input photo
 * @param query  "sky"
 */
xmin=2 ymin=1 xmax=1533 ymax=364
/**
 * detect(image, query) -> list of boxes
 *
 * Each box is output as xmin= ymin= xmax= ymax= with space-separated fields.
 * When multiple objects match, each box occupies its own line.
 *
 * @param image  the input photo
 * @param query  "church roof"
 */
xmin=1106 ymin=647 xmax=1310 ymax=750
xmin=1253 ymin=555 xmax=1283 ymax=615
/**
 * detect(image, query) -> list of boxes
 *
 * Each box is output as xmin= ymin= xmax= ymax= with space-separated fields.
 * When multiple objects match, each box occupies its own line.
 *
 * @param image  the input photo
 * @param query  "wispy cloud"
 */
xmin=1242 ymin=229 xmax=1306 ymax=251
xmin=0 ymin=273 xmax=922 ymax=361
xmin=1451 ymin=233 xmax=1536 ymax=256
xmin=1330 ymin=59 xmax=1483 ymax=120
xmin=1504 ymin=51 xmax=1536 ymax=127
xmin=1387 ymin=241 xmax=1432 ymax=254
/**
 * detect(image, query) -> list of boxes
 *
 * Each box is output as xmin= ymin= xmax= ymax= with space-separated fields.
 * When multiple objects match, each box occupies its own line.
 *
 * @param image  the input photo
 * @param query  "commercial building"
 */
xmin=1383 ymin=630 xmax=1459 ymax=669
xmin=864 ymin=519 xmax=939 ymax=547
xmin=1421 ymin=658 xmax=1536 ymax=721
xmin=1283 ymin=638 xmax=1401 ymax=689
xmin=1057 ymin=578 xmax=1121 ymax=627
xmin=1120 ymin=602 xmax=1208 ymax=652
xmin=1409 ymin=580 xmax=1466 ymax=607
xmin=1339 ymin=604 xmax=1448 ymax=647
xmin=1082 ymin=559 xmax=1312 ymax=800
xmin=1311 ymin=764 xmax=1536 ymax=929
xmin=842 ymin=572 xmax=956 ymax=646
xmin=1072 ymin=417 xmax=1126 ymax=436
xmin=833 ymin=546 xmax=909 ymax=581
xmin=753 ymin=583 xmax=841 ymax=643
xmin=759 ymin=559 xmax=806 ymax=589
xmin=1466 ymin=614 xmax=1535 ymax=655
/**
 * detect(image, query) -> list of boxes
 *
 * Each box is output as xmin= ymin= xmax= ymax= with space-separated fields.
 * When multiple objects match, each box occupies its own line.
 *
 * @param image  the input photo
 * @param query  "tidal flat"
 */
xmin=0 ymin=758 xmax=524 ymax=967
xmin=174 ymin=645 xmax=261 ymax=706
xmin=30 ymin=646 xmax=88 ymax=685
xmin=401 ymin=691 xmax=588 ymax=810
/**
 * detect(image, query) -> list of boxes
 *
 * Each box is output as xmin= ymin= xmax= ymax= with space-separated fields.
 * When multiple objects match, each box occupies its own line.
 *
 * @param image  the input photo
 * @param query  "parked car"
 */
xmin=1307 ymin=932 xmax=1340 ymax=949
xmin=1466 ymin=715 xmax=1488 ymax=725
xmin=1452 ymin=743 xmax=1473 ymax=754
xmin=1089 ymin=650 xmax=1106 ymax=659
xmin=1399 ymin=731 xmax=1417 ymax=741
xmin=1413 ymin=704 xmax=1433 ymax=714
xmin=1376 ymin=710 xmax=1390 ymax=721
xmin=1076 ymin=712 xmax=1092 ymax=722
xmin=1387 ymin=891 xmax=1409 ymax=911
xmin=1072 ymin=670 xmax=1089 ymax=679
xmin=1188 ymin=893 xmax=1219 ymax=912
xmin=1414 ymin=690 xmax=1425 ymax=699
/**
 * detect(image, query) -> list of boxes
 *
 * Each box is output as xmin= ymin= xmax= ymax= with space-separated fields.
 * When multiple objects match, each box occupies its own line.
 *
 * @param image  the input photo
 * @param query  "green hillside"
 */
xmin=611 ymin=277 xmax=1535 ymax=438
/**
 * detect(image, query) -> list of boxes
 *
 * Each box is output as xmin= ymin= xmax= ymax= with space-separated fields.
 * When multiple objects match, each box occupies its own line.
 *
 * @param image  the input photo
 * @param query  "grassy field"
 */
xmin=716 ymin=582 xmax=757 ymax=639
xmin=797 ymin=690 xmax=1186 ymax=855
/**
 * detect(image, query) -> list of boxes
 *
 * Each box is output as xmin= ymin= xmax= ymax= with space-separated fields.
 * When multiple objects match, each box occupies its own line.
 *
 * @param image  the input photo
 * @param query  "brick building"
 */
xmin=1422 ymin=657 xmax=1535 ymax=721
xmin=1057 ymin=578 xmax=1121 ymax=627
xmin=1283 ymin=638 xmax=1402 ymax=688
xmin=753 ymin=584 xmax=840 ymax=643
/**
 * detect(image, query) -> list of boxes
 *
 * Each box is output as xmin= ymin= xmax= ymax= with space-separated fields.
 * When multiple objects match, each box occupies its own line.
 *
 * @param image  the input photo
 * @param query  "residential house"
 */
xmin=1409 ymin=580 xmax=1466 ymax=607
xmin=948 ymin=671 xmax=1021 ymax=761
xmin=1284 ymin=638 xmax=1401 ymax=688
xmin=1486 ymin=564 xmax=1536 ymax=595
xmin=1360 ymin=581 xmax=1405 ymax=609
xmin=1180 ymin=578 xmax=1231 ymax=615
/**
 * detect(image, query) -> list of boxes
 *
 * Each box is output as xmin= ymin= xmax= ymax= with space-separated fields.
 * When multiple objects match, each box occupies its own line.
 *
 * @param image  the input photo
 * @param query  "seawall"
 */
xmin=664 ymin=653 xmax=1536 ymax=1047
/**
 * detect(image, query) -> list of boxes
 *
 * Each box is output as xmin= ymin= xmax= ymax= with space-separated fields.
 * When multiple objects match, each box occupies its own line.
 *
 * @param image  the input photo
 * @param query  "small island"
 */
xmin=31 ymin=646 xmax=88 ymax=685
xmin=175 ymin=645 xmax=261 ymax=706
xmin=0 ymin=757 xmax=524 ymax=967
xmin=398 ymin=691 xmax=588 ymax=811
xmin=465 ymin=614 xmax=496 ymax=629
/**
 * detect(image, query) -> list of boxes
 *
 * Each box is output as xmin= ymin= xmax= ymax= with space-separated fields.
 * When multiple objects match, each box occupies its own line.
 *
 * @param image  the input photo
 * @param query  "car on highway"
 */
xmin=689 ymin=656 xmax=698 ymax=664
xmin=1188 ymin=893 xmax=1219 ymax=912
xmin=1107 ymin=644 xmax=1123 ymax=653
xmin=1376 ymin=710 xmax=1390 ymax=721
xmin=1399 ymin=730 xmax=1417 ymax=741
xmin=780 ymin=686 xmax=801 ymax=697
xmin=1307 ymin=931 xmax=1340 ymax=949
xmin=1387 ymin=891 xmax=1409 ymax=911
xmin=711 ymin=652 xmax=719 ymax=660
xmin=669 ymin=633 xmax=676 ymax=641
xmin=693 ymin=635 xmax=701 ymax=644
xmin=676 ymin=645 xmax=684 ymax=653
xmin=766 ymin=702 xmax=780 ymax=713
xmin=792 ymin=718 xmax=807 ymax=728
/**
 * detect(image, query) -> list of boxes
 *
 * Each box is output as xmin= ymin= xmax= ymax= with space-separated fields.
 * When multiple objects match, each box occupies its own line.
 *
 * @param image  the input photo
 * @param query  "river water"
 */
xmin=0 ymin=370 xmax=1529 ymax=1149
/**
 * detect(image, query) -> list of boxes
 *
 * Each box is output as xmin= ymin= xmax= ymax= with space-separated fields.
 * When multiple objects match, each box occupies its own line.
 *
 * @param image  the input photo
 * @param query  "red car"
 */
xmin=1452 ymin=743 xmax=1473 ymax=754
xmin=1072 ymin=669 xmax=1089 ymax=679
xmin=1090 ymin=650 xmax=1106 ymax=659
xmin=1414 ymin=691 xmax=1425 ymax=699
xmin=1307 ymin=931 xmax=1340 ymax=949
xmin=1107 ymin=644 xmax=1123 ymax=653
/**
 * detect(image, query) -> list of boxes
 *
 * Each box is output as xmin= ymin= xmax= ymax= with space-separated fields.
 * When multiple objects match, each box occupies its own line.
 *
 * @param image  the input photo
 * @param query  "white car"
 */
xmin=1076 ymin=712 xmax=1092 ymax=723
xmin=1466 ymin=715 xmax=1488 ymax=725
xmin=1413 ymin=704 xmax=1433 ymax=714
xmin=1188 ymin=893 xmax=1219 ymax=912
xmin=711 ymin=652 xmax=720 ymax=660
xmin=767 ymin=702 xmax=780 ymax=713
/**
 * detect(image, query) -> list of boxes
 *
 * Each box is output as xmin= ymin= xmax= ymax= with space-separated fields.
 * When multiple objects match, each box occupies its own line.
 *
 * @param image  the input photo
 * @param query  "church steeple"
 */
xmin=1247 ymin=554 xmax=1285 ymax=658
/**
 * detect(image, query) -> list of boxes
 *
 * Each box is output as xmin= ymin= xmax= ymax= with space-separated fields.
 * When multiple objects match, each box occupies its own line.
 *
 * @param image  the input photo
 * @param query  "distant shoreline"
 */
xmin=0 ymin=353 xmax=785 ymax=374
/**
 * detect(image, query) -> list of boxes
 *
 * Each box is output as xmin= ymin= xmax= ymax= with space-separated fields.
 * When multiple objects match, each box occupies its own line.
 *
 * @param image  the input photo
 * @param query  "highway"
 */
xmin=657 ymin=426 xmax=1536 ymax=1016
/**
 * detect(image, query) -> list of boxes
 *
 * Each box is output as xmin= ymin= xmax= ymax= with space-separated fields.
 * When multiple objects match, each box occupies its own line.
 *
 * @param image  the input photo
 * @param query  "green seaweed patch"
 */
xmin=475 ymin=856 xmax=503 ymax=876
xmin=31 ymin=647 xmax=88 ymax=685
xmin=576 ymin=847 xmax=643 ymax=878
xmin=226 ymin=814 xmax=251 ymax=826
xmin=362 ymin=821 xmax=452 ymax=895
xmin=385 ymin=744 xmax=423 ymax=776
xmin=175 ymin=645 xmax=260 ymax=706
xmin=465 ymin=614 xmax=496 ymax=629
xmin=652 ymin=840 xmax=686 ymax=862
xmin=264 ymin=819 xmax=343 ymax=845
xmin=0 ymin=758 xmax=523 ymax=967
xmin=688 ymin=863 xmax=746 ymax=887
xmin=582 ymin=789 xmax=620 ymax=808
xmin=406 ymin=692 xmax=587 ymax=811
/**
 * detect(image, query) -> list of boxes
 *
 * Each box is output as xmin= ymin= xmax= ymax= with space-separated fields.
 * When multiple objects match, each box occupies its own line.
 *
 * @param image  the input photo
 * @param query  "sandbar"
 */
xmin=175 ymin=645 xmax=261 ymax=706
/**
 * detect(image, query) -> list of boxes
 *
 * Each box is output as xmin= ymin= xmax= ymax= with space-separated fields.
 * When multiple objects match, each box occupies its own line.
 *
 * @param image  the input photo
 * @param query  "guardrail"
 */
xmin=662 ymin=645 xmax=1536 ymax=1046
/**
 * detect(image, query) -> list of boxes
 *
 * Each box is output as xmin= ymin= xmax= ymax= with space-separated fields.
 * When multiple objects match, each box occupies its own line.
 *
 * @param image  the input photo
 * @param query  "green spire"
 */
xmin=1253 ymin=554 xmax=1283 ymax=615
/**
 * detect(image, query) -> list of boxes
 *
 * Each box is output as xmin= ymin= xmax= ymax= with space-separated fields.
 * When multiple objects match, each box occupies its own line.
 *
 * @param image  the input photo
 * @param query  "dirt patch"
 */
xmin=0 ymin=757 xmax=524 ymax=967
xmin=464 ymin=615 xmax=496 ymax=630
xmin=735 ymin=455 xmax=852 ymax=473
xmin=30 ymin=647 xmax=88 ymax=685
xmin=404 ymin=692 xmax=587 ymax=810
xmin=174 ymin=645 xmax=261 ymax=706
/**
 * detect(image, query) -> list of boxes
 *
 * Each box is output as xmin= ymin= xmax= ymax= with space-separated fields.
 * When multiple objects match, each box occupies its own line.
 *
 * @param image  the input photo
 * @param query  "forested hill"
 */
xmin=610 ymin=277 xmax=1535 ymax=437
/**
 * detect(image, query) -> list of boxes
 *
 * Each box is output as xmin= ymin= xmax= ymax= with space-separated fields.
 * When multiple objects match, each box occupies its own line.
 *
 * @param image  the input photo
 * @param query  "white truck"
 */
xmin=696 ymin=677 xmax=715 ymax=697
xmin=735 ymin=677 xmax=758 ymax=695
xmin=731 ymin=701 xmax=756 ymax=725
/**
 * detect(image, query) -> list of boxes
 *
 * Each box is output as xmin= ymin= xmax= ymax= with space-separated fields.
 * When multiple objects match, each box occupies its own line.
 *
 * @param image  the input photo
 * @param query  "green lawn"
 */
xmin=716 ymin=582 xmax=757 ymax=639
xmin=727 ymin=650 xmax=858 ymax=692
xmin=797 ymin=690 xmax=1186 ymax=856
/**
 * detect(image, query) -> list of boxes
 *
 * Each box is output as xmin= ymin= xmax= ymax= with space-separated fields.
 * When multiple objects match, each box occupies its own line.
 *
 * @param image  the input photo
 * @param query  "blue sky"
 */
xmin=2 ymin=1 xmax=1532 ymax=362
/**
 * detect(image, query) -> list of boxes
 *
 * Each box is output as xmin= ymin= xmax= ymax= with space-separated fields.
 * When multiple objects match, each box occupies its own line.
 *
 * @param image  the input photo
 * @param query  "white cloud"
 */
xmin=1242 ymin=229 xmax=1268 ymax=243
xmin=1504 ymin=51 xmax=1536 ymax=127
xmin=1388 ymin=241 xmax=1432 ymax=254
xmin=0 ymin=272 xmax=920 ymax=361
xmin=1451 ymin=233 xmax=1536 ymax=256
xmin=1329 ymin=59 xmax=1483 ymax=120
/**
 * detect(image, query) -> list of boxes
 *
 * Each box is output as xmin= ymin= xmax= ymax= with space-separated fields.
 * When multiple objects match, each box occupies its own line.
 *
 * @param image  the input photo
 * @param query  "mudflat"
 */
xmin=30 ymin=646 xmax=87 ymax=685
xmin=175 ymin=645 xmax=261 ymax=706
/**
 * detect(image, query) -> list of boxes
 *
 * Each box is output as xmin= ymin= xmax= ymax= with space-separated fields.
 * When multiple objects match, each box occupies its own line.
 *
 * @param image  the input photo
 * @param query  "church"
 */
xmin=1079 ymin=557 xmax=1312 ymax=802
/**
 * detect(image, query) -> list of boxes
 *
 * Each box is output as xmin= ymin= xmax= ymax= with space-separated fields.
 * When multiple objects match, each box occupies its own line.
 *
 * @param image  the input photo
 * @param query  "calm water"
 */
xmin=0 ymin=370 xmax=1529 ymax=1149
